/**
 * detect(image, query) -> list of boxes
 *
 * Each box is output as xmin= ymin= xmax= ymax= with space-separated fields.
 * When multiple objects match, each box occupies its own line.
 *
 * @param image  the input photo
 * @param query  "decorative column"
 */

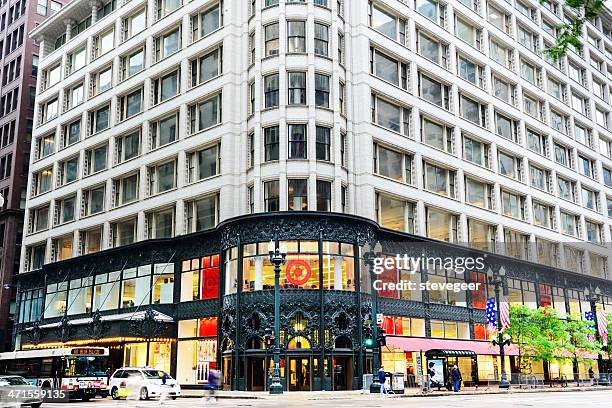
xmin=63 ymin=19 xmax=75 ymax=42
xmin=89 ymin=0 xmax=102 ymax=25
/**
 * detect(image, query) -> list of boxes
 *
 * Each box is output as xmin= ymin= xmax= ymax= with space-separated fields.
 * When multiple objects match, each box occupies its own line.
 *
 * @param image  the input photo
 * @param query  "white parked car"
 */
xmin=108 ymin=368 xmax=180 ymax=400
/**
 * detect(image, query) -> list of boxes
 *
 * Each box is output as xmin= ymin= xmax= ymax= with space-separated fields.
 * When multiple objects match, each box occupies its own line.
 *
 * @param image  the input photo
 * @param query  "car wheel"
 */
xmin=139 ymin=387 xmax=148 ymax=400
xmin=171 ymin=396 xmax=178 ymax=400
xmin=111 ymin=387 xmax=120 ymax=400
xmin=31 ymin=404 xmax=42 ymax=408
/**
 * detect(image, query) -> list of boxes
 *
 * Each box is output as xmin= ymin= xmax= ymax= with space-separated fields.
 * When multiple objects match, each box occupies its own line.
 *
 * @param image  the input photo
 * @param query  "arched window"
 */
xmin=287 ymin=336 xmax=311 ymax=349
xmin=290 ymin=312 xmax=308 ymax=331
xmin=246 ymin=336 xmax=264 ymax=349
xmin=334 ymin=336 xmax=351 ymax=349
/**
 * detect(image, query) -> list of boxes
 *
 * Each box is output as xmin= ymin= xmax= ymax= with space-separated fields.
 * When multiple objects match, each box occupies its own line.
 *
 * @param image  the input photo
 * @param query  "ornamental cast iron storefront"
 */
xmin=13 ymin=212 xmax=612 ymax=390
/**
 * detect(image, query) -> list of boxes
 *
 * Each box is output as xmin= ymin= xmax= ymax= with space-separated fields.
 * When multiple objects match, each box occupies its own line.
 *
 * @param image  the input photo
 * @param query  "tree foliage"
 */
xmin=543 ymin=0 xmax=606 ymax=61
xmin=503 ymin=305 xmax=568 ymax=366
xmin=503 ymin=305 xmax=602 ymax=365
xmin=563 ymin=315 xmax=603 ymax=360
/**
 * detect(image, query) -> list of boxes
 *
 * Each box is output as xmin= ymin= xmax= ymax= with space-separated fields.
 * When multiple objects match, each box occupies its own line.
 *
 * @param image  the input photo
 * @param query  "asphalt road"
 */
xmin=34 ymin=390 xmax=611 ymax=408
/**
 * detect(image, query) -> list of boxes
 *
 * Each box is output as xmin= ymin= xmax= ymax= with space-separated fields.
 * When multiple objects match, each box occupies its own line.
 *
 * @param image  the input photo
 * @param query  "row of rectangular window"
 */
xmin=371 ymin=44 xmax=611 ymax=142
xmin=371 ymin=1 xmax=612 ymax=106
xmin=374 ymin=140 xmax=610 ymax=223
xmin=47 ymin=1 xmax=221 ymax=81
xmin=34 ymin=92 xmax=222 ymax=169
xmin=375 ymin=192 xmax=608 ymax=260
xmin=25 ymin=195 xmax=219 ymax=271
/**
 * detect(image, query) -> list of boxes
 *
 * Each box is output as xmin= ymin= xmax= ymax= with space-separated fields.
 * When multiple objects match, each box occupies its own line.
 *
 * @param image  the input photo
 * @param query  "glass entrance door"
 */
xmin=248 ymin=357 xmax=266 ymax=391
xmin=289 ymin=357 xmax=311 ymax=391
xmin=222 ymin=355 xmax=232 ymax=390
xmin=333 ymin=356 xmax=352 ymax=390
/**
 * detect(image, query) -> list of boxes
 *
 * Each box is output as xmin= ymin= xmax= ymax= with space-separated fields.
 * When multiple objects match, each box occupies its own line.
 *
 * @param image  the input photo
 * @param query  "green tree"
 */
xmin=561 ymin=316 xmax=602 ymax=381
xmin=503 ymin=305 xmax=568 ymax=371
xmin=543 ymin=0 xmax=606 ymax=61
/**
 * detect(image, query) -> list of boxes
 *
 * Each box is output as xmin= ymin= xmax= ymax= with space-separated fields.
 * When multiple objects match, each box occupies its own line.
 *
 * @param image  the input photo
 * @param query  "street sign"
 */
xmin=376 ymin=313 xmax=383 ymax=324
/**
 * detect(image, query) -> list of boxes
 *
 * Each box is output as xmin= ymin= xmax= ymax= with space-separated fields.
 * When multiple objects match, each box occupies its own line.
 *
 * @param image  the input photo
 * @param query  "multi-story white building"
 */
xmin=13 ymin=0 xmax=612 ymax=390
xmin=22 ymin=0 xmax=612 ymax=277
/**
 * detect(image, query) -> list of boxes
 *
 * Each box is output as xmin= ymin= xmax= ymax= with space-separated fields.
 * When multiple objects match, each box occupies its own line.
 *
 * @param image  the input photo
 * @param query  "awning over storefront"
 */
xmin=24 ymin=310 xmax=174 ymax=330
xmin=385 ymin=337 xmax=521 ymax=356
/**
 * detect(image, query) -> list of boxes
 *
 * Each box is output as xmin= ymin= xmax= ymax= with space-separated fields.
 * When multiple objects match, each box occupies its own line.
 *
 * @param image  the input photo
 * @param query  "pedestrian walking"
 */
xmin=588 ymin=367 xmax=595 ymax=385
xmin=451 ymin=365 xmax=462 ymax=393
xmin=378 ymin=366 xmax=388 ymax=396
xmin=204 ymin=369 xmax=220 ymax=403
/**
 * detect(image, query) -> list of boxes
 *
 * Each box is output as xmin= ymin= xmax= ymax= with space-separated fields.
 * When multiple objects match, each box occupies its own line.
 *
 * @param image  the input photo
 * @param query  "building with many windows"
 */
xmin=0 ymin=0 xmax=68 ymax=352
xmin=14 ymin=0 xmax=612 ymax=391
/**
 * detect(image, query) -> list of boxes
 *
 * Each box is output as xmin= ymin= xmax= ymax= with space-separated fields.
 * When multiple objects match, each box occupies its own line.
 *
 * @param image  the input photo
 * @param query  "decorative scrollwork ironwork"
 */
xmin=86 ymin=310 xmax=109 ymax=340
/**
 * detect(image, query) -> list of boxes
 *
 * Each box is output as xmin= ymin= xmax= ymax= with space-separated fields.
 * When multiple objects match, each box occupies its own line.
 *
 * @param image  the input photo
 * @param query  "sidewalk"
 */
xmin=181 ymin=384 xmax=612 ymax=400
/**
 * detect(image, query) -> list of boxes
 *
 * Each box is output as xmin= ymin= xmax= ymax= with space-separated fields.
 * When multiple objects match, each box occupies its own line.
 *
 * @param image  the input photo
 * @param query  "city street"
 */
xmin=40 ymin=390 xmax=611 ymax=408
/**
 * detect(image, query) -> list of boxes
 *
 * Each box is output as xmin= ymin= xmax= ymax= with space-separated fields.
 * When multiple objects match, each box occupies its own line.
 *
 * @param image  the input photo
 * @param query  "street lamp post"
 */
xmin=362 ymin=241 xmax=383 ymax=393
xmin=487 ymin=267 xmax=511 ymax=389
xmin=584 ymin=286 xmax=604 ymax=378
xmin=268 ymin=240 xmax=287 ymax=395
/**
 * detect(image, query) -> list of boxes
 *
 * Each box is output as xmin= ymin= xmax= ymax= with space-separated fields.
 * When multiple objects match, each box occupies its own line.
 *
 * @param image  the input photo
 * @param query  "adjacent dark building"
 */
xmin=0 ymin=0 xmax=68 ymax=351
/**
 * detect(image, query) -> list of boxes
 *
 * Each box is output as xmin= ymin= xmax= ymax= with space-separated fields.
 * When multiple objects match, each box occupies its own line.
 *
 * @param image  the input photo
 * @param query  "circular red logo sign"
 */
xmin=285 ymin=260 xmax=312 ymax=286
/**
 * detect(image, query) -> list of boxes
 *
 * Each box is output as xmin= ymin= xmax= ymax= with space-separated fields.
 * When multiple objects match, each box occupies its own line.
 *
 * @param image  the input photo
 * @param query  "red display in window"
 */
xmin=394 ymin=317 xmax=404 ymax=336
xmin=198 ymin=317 xmax=218 ymax=337
xmin=474 ymin=323 xmax=487 ymax=340
xmin=381 ymin=316 xmax=394 ymax=334
xmin=378 ymin=265 xmax=399 ymax=299
xmin=470 ymin=272 xmax=487 ymax=309
xmin=201 ymin=266 xmax=219 ymax=299
xmin=539 ymin=284 xmax=552 ymax=307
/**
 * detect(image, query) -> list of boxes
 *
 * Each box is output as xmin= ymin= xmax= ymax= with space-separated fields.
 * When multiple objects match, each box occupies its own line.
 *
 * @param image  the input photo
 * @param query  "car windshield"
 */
xmin=0 ymin=377 xmax=29 ymax=386
xmin=143 ymin=370 xmax=171 ymax=379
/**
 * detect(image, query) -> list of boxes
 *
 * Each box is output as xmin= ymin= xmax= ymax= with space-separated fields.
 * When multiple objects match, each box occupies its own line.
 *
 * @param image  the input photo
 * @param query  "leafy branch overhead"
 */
xmin=542 ymin=0 xmax=606 ymax=61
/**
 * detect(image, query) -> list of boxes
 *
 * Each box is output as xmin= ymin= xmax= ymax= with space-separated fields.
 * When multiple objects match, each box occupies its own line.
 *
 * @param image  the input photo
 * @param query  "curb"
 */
xmin=179 ymin=386 xmax=612 ymax=400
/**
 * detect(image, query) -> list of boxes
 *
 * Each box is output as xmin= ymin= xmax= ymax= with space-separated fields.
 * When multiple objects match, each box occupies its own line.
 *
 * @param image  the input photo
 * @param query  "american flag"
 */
xmin=585 ymin=311 xmax=596 ymax=342
xmin=486 ymin=297 xmax=497 ymax=332
xmin=499 ymin=295 xmax=511 ymax=332
xmin=597 ymin=310 xmax=608 ymax=346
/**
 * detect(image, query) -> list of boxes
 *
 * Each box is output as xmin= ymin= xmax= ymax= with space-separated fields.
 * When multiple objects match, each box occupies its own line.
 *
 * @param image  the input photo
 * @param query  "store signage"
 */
xmin=70 ymin=348 xmax=104 ymax=355
xmin=285 ymin=260 xmax=312 ymax=286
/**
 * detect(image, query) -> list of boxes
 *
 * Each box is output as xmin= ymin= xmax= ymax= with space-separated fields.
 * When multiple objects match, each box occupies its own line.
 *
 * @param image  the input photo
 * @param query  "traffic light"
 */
xmin=363 ymin=325 xmax=374 ymax=348
xmin=264 ymin=327 xmax=273 ymax=347
xmin=377 ymin=326 xmax=386 ymax=347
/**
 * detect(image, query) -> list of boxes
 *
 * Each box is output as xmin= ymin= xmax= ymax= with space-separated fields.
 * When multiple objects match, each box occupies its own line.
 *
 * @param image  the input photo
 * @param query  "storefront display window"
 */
xmin=321 ymin=241 xmax=355 ymax=291
xmin=121 ymin=266 xmax=152 ymax=308
xmin=67 ymin=277 xmax=93 ymax=315
xmin=44 ymin=282 xmax=68 ymax=318
xmin=177 ymin=318 xmax=218 ymax=385
xmin=241 ymin=240 xmax=355 ymax=291
xmin=123 ymin=341 xmax=172 ymax=373
xmin=568 ymin=290 xmax=582 ymax=317
xmin=470 ymin=271 xmax=487 ymax=309
xmin=93 ymin=271 xmax=120 ymax=311
xmin=428 ymin=267 xmax=467 ymax=307
xmin=180 ymin=255 xmax=220 ymax=301
xmin=430 ymin=320 xmax=470 ymax=339
xmin=381 ymin=316 xmax=426 ymax=337
xmin=152 ymin=263 xmax=174 ymax=304
xmin=225 ymin=248 xmax=239 ymax=294
xmin=124 ymin=342 xmax=148 ymax=368
xmin=149 ymin=341 xmax=172 ymax=372
xmin=473 ymin=323 xmax=488 ymax=340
